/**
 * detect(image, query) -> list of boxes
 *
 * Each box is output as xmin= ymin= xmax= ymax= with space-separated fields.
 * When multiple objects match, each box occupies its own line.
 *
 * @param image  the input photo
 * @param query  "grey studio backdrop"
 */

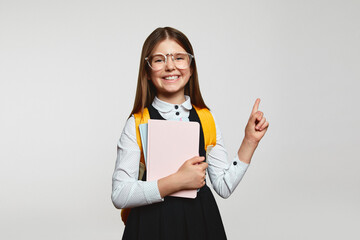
xmin=0 ymin=0 xmax=359 ymax=239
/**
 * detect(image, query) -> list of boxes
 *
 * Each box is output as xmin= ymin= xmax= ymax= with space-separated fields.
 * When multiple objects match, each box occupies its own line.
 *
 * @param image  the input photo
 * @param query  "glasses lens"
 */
xmin=149 ymin=54 xmax=165 ymax=70
xmin=173 ymin=53 xmax=191 ymax=69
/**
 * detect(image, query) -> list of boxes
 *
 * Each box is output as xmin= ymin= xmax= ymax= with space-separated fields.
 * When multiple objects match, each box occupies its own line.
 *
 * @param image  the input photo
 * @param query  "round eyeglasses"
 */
xmin=145 ymin=52 xmax=194 ymax=71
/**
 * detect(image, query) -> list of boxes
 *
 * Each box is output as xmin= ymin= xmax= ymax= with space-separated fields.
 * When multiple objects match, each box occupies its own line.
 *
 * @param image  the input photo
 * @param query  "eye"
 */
xmin=174 ymin=53 xmax=187 ymax=61
xmin=151 ymin=55 xmax=165 ymax=64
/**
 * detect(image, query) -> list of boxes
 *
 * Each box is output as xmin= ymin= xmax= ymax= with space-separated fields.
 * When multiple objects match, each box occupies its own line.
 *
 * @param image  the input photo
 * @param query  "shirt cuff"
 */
xmin=144 ymin=180 xmax=164 ymax=204
xmin=232 ymin=156 xmax=250 ymax=171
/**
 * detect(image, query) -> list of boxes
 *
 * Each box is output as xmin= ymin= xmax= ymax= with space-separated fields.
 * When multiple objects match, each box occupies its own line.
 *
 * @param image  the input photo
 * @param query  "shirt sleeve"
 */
xmin=206 ymin=112 xmax=250 ymax=199
xmin=111 ymin=116 xmax=164 ymax=209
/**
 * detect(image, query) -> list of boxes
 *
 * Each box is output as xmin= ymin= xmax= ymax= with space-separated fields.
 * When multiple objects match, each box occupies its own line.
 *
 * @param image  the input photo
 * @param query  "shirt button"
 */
xmin=174 ymin=105 xmax=179 ymax=109
xmin=233 ymin=161 xmax=237 ymax=166
xmin=176 ymin=112 xmax=180 ymax=116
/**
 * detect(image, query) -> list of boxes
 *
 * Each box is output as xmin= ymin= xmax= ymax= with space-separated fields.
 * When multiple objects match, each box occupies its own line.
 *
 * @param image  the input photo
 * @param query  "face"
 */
xmin=148 ymin=39 xmax=192 ymax=103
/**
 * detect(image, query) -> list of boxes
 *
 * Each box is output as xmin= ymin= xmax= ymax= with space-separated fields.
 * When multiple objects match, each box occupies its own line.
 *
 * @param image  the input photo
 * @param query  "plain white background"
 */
xmin=1 ymin=0 xmax=359 ymax=239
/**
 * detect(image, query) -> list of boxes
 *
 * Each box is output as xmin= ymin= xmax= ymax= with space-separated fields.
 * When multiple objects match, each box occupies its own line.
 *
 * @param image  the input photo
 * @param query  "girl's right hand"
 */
xmin=175 ymin=156 xmax=208 ymax=190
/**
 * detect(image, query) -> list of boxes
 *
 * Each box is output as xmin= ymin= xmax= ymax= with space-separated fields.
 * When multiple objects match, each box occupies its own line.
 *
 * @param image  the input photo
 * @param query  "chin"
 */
xmin=163 ymin=88 xmax=182 ymax=94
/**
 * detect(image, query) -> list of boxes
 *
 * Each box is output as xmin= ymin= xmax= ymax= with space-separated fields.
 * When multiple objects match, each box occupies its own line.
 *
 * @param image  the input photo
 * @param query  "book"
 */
xmin=146 ymin=119 xmax=200 ymax=198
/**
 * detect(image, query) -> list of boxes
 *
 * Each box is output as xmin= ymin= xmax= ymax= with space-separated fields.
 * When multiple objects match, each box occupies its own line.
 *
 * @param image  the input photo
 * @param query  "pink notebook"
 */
xmin=146 ymin=119 xmax=200 ymax=198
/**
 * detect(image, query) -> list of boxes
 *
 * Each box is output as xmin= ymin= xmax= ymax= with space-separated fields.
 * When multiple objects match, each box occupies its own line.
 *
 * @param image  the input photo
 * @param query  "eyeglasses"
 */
xmin=145 ymin=52 xmax=194 ymax=71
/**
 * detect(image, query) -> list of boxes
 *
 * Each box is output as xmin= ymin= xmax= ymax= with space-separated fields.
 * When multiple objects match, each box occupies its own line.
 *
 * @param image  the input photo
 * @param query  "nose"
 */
xmin=165 ymin=55 xmax=175 ymax=71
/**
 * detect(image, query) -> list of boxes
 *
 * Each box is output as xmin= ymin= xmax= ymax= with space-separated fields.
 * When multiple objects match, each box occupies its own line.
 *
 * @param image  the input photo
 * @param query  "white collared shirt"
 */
xmin=111 ymin=96 xmax=249 ymax=209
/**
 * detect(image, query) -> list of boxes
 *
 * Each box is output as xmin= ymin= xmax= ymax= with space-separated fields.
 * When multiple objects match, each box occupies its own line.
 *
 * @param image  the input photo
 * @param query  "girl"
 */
xmin=112 ymin=27 xmax=269 ymax=239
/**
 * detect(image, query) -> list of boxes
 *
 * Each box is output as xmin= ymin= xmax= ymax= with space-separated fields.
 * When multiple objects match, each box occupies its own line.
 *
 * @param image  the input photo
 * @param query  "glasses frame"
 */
xmin=145 ymin=52 xmax=194 ymax=70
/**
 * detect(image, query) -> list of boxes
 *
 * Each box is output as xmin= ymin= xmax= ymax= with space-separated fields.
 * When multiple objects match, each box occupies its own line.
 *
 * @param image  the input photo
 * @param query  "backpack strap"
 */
xmin=121 ymin=108 xmax=150 ymax=225
xmin=193 ymin=105 xmax=217 ymax=151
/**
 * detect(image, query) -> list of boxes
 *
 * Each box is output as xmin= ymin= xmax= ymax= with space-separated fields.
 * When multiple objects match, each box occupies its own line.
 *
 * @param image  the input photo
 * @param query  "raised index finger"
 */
xmin=251 ymin=98 xmax=261 ymax=115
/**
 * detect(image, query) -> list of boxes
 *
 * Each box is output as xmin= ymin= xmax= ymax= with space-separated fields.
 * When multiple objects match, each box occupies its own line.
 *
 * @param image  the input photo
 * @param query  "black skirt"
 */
xmin=122 ymin=184 xmax=227 ymax=240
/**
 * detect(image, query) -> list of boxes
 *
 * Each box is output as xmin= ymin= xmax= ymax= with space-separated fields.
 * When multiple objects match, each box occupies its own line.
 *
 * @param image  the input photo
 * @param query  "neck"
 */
xmin=156 ymin=92 xmax=186 ymax=104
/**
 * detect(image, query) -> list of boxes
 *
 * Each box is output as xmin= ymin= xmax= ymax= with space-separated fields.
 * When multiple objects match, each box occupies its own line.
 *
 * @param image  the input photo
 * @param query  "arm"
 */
xmin=238 ymin=98 xmax=269 ymax=164
xmin=207 ymin=98 xmax=269 ymax=198
xmin=206 ymin=116 xmax=250 ymax=199
xmin=111 ymin=116 xmax=163 ymax=209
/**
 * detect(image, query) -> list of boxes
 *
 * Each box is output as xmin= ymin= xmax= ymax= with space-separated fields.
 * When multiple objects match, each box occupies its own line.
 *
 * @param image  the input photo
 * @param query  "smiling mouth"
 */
xmin=163 ymin=76 xmax=179 ymax=80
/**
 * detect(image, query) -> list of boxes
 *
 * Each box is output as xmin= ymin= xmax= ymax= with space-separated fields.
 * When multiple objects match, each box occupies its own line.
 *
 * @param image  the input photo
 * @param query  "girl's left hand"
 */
xmin=244 ymin=98 xmax=269 ymax=144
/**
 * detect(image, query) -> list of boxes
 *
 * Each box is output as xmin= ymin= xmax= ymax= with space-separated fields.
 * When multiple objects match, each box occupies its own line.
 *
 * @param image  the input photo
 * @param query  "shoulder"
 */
xmin=116 ymin=115 xmax=140 ymax=151
xmin=209 ymin=110 xmax=224 ymax=142
xmin=209 ymin=110 xmax=218 ymax=125
xmin=125 ymin=115 xmax=136 ymax=130
xmin=120 ymin=115 xmax=136 ymax=141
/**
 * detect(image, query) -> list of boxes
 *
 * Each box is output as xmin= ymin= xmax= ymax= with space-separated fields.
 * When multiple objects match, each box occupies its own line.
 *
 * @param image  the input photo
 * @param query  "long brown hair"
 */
xmin=129 ymin=27 xmax=208 ymax=117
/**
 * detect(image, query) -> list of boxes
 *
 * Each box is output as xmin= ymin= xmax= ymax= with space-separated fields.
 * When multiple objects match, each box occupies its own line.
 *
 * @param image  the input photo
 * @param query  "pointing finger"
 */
xmin=251 ymin=98 xmax=261 ymax=115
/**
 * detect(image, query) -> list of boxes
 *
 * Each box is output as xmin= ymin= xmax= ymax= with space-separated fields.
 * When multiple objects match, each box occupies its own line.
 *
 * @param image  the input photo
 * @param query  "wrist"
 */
xmin=243 ymin=136 xmax=259 ymax=148
xmin=158 ymin=173 xmax=182 ymax=198
xmin=237 ymin=137 xmax=259 ymax=164
xmin=170 ymin=172 xmax=183 ymax=191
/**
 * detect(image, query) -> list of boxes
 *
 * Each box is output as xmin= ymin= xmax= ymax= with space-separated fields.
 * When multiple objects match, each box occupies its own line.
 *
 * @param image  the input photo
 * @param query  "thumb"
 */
xmin=189 ymin=156 xmax=205 ymax=164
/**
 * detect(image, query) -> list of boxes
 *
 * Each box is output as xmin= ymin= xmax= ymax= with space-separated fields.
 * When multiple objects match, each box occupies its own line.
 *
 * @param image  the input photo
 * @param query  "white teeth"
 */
xmin=164 ymin=76 xmax=179 ymax=80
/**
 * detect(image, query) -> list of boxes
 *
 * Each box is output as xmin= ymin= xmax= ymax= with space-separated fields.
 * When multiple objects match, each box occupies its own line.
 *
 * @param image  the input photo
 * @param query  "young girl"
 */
xmin=112 ymin=27 xmax=269 ymax=239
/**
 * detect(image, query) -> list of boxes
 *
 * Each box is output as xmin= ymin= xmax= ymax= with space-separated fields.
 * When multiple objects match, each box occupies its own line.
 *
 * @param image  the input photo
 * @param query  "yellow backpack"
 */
xmin=121 ymin=105 xmax=216 ymax=224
